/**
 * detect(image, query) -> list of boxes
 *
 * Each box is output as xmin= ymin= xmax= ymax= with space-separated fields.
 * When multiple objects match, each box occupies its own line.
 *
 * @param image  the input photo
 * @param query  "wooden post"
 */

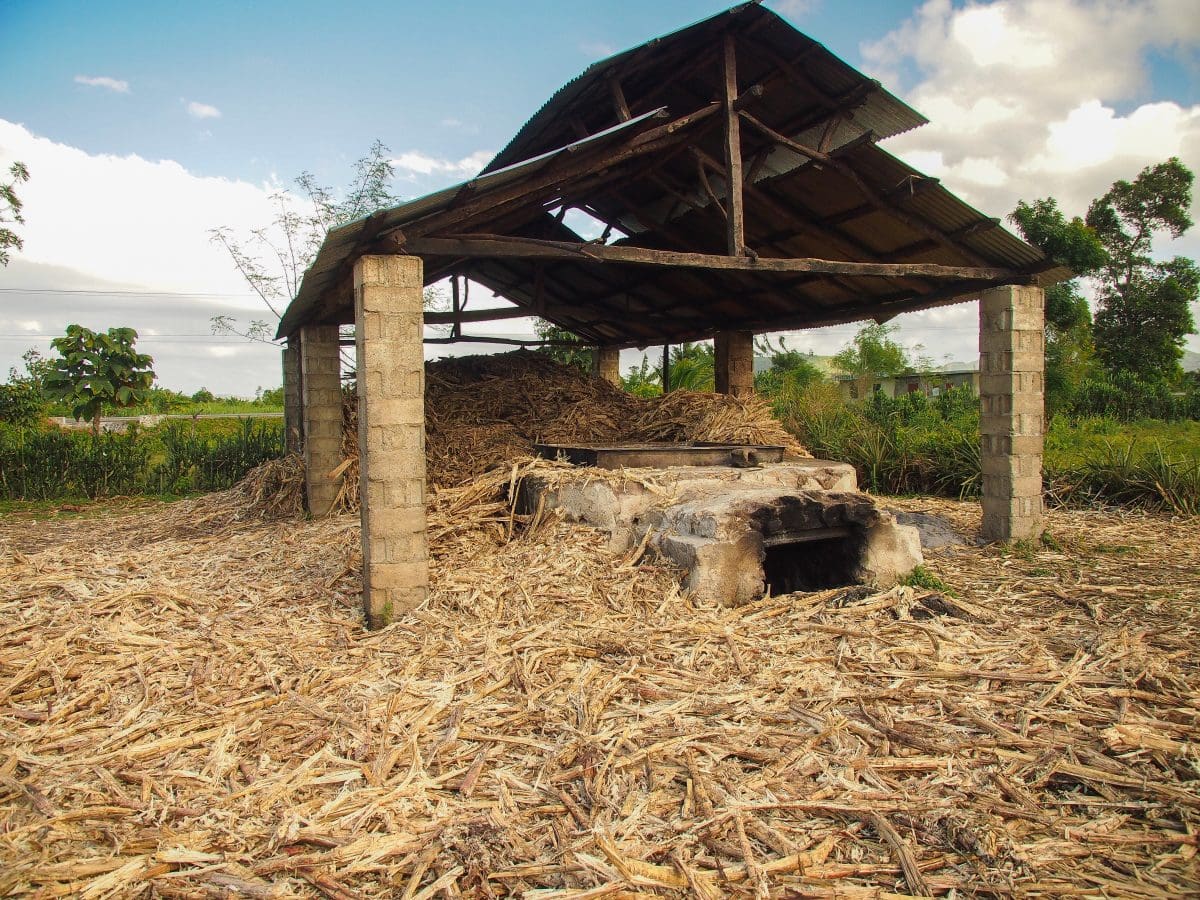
xmin=355 ymin=255 xmax=429 ymax=629
xmin=722 ymin=33 xmax=745 ymax=257
xmin=662 ymin=344 xmax=671 ymax=394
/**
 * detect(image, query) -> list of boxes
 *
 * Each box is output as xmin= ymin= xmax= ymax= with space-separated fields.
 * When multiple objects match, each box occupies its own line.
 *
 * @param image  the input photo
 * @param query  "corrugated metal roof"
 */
xmin=485 ymin=3 xmax=926 ymax=175
xmin=277 ymin=3 xmax=1060 ymax=345
xmin=276 ymin=109 xmax=667 ymax=338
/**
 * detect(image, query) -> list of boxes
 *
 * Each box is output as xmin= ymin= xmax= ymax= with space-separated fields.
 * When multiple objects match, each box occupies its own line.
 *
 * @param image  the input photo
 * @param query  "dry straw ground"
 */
xmin=1 ymin=454 xmax=1197 ymax=898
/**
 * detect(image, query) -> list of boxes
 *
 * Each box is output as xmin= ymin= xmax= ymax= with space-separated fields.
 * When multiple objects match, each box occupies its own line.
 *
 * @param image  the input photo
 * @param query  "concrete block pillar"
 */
xmin=354 ymin=255 xmax=428 ymax=629
xmin=715 ymin=330 xmax=754 ymax=396
xmin=282 ymin=339 xmax=303 ymax=454
xmin=979 ymin=284 xmax=1045 ymax=542
xmin=300 ymin=324 xmax=343 ymax=517
xmin=591 ymin=346 xmax=620 ymax=385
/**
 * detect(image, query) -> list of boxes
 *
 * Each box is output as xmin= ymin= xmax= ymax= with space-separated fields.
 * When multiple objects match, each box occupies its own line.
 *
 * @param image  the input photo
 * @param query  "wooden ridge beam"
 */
xmin=401 ymin=234 xmax=1018 ymax=280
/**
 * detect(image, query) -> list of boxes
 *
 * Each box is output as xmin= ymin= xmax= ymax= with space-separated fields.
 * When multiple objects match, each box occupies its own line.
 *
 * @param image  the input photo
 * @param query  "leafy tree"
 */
xmin=621 ymin=354 xmax=662 ymax=397
xmin=1086 ymin=158 xmax=1197 ymax=381
xmin=832 ymin=323 xmax=912 ymax=389
xmin=534 ymin=319 xmax=592 ymax=371
xmin=1009 ymin=197 xmax=1107 ymax=412
xmin=0 ymin=349 xmax=53 ymax=425
xmin=191 ymin=387 xmax=215 ymax=404
xmin=754 ymin=335 xmax=824 ymax=395
xmin=1 ymin=161 xmax=29 ymax=267
xmin=44 ymin=325 xmax=156 ymax=435
xmin=667 ymin=342 xmax=715 ymax=392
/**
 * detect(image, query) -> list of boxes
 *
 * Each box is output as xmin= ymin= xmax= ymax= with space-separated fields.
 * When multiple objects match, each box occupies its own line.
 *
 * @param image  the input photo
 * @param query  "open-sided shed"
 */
xmin=277 ymin=2 xmax=1058 ymax=627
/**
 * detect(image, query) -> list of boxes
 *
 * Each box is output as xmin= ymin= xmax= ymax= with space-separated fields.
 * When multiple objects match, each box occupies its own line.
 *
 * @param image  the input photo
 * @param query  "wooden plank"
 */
xmin=722 ymin=33 xmax=745 ymax=257
xmin=421 ymin=306 xmax=531 ymax=326
xmin=609 ymin=77 xmax=632 ymax=123
xmin=396 ymin=103 xmax=720 ymax=242
xmin=401 ymin=235 xmax=1018 ymax=280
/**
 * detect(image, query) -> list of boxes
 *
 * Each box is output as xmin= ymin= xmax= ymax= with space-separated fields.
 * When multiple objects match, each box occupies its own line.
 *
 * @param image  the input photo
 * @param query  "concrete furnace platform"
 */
xmin=522 ymin=459 xmax=922 ymax=606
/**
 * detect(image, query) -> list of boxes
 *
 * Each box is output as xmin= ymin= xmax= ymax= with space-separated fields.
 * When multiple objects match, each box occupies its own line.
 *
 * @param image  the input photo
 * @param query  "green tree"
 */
xmin=44 ymin=325 xmax=156 ymax=435
xmin=211 ymin=141 xmax=448 ymax=343
xmin=754 ymin=335 xmax=824 ymax=395
xmin=1 ymin=161 xmax=29 ymax=267
xmin=534 ymin=319 xmax=592 ymax=371
xmin=1086 ymin=158 xmax=1197 ymax=381
xmin=667 ymin=342 xmax=715 ymax=391
xmin=1009 ymin=196 xmax=1107 ymax=412
xmin=621 ymin=354 xmax=662 ymax=397
xmin=832 ymin=323 xmax=912 ymax=394
xmin=0 ymin=349 xmax=53 ymax=426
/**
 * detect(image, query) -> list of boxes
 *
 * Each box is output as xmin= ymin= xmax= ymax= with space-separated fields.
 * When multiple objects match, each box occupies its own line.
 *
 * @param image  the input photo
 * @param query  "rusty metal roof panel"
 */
xmin=485 ymin=3 xmax=926 ymax=175
xmin=276 ymin=110 xmax=667 ymax=339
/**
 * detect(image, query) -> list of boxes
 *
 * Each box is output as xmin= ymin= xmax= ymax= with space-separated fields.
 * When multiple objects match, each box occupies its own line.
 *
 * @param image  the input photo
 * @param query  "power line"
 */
xmin=0 ymin=287 xmax=260 ymax=298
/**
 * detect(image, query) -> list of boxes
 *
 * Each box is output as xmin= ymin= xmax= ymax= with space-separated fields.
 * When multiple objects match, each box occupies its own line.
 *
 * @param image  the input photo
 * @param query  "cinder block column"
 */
xmin=979 ymin=284 xmax=1045 ymax=542
xmin=715 ymin=330 xmax=754 ymax=396
xmin=300 ymin=324 xmax=343 ymax=517
xmin=591 ymin=346 xmax=620 ymax=385
xmin=282 ymin=339 xmax=303 ymax=454
xmin=354 ymin=255 xmax=428 ymax=629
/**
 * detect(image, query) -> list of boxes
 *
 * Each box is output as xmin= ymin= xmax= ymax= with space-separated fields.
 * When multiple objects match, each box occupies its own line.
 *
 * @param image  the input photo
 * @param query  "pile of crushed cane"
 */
xmin=1 ymin=356 xmax=1197 ymax=897
xmin=328 ymin=351 xmax=808 ymax=511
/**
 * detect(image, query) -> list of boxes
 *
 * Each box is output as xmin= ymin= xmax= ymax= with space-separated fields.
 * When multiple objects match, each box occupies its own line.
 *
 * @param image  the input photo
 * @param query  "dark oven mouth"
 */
xmin=762 ymin=527 xmax=861 ymax=594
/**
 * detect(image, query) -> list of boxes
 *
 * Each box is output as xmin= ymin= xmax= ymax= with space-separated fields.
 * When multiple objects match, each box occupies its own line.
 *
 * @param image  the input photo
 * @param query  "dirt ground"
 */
xmin=1 ymin=481 xmax=1197 ymax=898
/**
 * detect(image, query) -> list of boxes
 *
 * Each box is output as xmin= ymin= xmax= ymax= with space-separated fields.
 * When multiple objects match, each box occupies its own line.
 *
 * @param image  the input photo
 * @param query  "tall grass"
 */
xmin=0 ymin=427 xmax=149 ymax=499
xmin=0 ymin=419 xmax=285 ymax=501
xmin=1049 ymin=440 xmax=1200 ymax=515
xmin=770 ymin=381 xmax=1200 ymax=513
xmin=772 ymin=382 xmax=984 ymax=497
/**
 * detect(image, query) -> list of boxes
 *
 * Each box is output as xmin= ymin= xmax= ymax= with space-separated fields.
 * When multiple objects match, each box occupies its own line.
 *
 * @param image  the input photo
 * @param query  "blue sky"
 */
xmin=1 ymin=0 xmax=927 ymax=184
xmin=1 ymin=0 xmax=1198 ymax=394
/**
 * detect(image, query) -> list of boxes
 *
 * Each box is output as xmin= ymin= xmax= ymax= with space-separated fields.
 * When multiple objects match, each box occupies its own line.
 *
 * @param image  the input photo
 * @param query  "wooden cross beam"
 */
xmin=400 ymin=233 xmax=1019 ymax=280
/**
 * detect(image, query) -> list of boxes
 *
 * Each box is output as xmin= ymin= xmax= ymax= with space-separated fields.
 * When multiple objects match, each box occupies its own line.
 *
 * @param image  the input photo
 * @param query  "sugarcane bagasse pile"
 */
xmin=1 ymin=353 xmax=1197 ymax=897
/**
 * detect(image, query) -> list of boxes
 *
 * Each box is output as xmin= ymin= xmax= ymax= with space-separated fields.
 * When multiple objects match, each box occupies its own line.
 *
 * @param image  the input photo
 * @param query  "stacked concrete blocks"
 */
xmin=591 ymin=347 xmax=621 ymax=386
xmin=282 ymin=339 xmax=303 ymax=454
xmin=299 ymin=324 xmax=343 ymax=518
xmin=979 ymin=284 xmax=1045 ymax=541
xmin=354 ymin=255 xmax=430 ymax=629
xmin=715 ymin=330 xmax=755 ymax=396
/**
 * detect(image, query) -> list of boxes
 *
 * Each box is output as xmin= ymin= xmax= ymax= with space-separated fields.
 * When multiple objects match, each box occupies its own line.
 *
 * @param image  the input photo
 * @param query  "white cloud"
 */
xmin=0 ymin=118 xmax=290 ymax=297
xmin=579 ymin=41 xmax=616 ymax=59
xmin=766 ymin=0 xmax=820 ymax=21
xmin=186 ymin=101 xmax=221 ymax=120
xmin=392 ymin=150 xmax=491 ymax=179
xmin=74 ymin=75 xmax=130 ymax=93
xmin=859 ymin=0 xmax=1200 ymax=356
xmin=862 ymin=0 xmax=1200 ymax=220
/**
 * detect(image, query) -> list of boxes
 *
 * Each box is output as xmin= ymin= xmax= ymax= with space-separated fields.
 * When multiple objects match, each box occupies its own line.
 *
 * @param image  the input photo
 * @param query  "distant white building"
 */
xmin=835 ymin=367 xmax=979 ymax=401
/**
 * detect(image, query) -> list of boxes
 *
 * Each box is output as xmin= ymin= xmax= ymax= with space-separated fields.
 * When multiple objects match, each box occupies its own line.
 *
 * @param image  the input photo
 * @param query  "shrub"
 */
xmin=0 ymin=381 xmax=45 ymax=426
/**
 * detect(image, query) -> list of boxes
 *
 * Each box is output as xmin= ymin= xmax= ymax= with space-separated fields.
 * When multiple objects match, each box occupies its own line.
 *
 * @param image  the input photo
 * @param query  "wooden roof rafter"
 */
xmin=277 ymin=3 xmax=1067 ymax=345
